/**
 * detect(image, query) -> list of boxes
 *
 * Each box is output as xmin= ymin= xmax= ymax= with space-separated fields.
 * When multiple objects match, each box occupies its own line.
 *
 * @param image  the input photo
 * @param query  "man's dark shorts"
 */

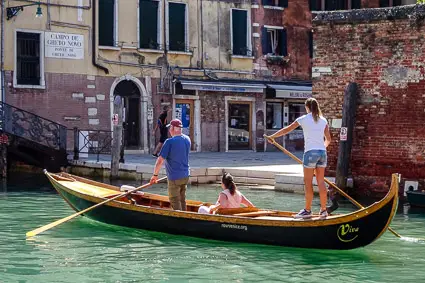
xmin=160 ymin=135 xmax=168 ymax=143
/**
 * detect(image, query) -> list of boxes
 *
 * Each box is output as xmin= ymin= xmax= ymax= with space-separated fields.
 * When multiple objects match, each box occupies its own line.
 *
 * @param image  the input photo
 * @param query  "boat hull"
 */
xmin=48 ymin=174 xmax=399 ymax=250
xmin=406 ymin=191 xmax=425 ymax=208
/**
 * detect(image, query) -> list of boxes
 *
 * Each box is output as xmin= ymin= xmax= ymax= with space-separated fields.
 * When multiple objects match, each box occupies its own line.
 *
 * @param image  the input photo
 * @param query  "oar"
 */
xmin=264 ymin=135 xmax=424 ymax=242
xmin=26 ymin=177 xmax=167 ymax=238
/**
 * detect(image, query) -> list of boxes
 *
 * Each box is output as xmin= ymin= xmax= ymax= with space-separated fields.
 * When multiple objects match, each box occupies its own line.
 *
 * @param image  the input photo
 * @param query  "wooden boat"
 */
xmin=406 ymin=190 xmax=425 ymax=208
xmin=45 ymin=171 xmax=399 ymax=250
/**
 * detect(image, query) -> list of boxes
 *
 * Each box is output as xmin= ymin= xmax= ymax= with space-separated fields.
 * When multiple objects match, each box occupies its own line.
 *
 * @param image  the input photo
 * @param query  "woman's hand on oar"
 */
xmin=26 ymin=177 xmax=167 ymax=238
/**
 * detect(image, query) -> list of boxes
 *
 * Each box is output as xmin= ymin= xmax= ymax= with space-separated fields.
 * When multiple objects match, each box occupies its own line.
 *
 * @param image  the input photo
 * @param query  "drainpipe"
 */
xmin=1 ymin=0 xmax=5 ymax=102
xmin=92 ymin=0 xmax=109 ymax=74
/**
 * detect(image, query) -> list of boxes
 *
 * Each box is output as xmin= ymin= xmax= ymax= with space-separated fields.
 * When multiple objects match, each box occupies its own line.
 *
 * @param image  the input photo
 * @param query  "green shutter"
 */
xmin=232 ymin=10 xmax=248 ymax=56
xmin=169 ymin=3 xmax=186 ymax=51
xmin=279 ymin=29 xmax=287 ymax=57
xmin=140 ymin=0 xmax=159 ymax=49
xmin=99 ymin=0 xmax=115 ymax=46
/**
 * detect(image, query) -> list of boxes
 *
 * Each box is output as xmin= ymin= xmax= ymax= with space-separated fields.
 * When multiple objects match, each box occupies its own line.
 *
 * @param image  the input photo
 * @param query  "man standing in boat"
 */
xmin=150 ymin=119 xmax=191 ymax=211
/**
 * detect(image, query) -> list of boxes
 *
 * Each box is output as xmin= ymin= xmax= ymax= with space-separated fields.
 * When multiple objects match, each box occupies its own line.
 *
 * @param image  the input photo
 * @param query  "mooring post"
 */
xmin=73 ymin=127 xmax=79 ymax=160
xmin=111 ymin=95 xmax=123 ymax=179
xmin=335 ymin=82 xmax=358 ymax=190
xmin=0 ymin=136 xmax=7 ymax=179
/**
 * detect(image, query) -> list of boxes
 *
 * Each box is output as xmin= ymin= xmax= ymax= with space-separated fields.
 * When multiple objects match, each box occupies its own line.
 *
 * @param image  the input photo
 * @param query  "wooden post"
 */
xmin=111 ymin=95 xmax=123 ymax=179
xmin=73 ymin=127 xmax=79 ymax=160
xmin=0 ymin=140 xmax=6 ymax=179
xmin=335 ymin=82 xmax=358 ymax=190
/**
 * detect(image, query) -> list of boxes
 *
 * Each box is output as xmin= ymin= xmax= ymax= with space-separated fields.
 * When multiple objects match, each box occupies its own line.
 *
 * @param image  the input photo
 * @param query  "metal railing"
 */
xmin=0 ymin=102 xmax=67 ymax=151
xmin=69 ymin=128 xmax=114 ymax=162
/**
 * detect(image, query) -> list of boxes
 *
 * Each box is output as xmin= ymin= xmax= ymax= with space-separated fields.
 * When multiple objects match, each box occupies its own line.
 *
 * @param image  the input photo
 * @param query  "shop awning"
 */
xmin=267 ymin=84 xmax=312 ymax=99
xmin=180 ymin=80 xmax=266 ymax=93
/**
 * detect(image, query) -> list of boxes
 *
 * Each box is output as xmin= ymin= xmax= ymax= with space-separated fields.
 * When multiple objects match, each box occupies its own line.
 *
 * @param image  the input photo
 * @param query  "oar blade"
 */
xmin=26 ymin=211 xmax=82 ymax=238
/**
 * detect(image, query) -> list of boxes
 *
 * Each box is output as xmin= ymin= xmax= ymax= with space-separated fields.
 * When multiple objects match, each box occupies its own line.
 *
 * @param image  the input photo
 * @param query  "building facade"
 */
xmin=0 ymin=0 xmax=419 ymax=156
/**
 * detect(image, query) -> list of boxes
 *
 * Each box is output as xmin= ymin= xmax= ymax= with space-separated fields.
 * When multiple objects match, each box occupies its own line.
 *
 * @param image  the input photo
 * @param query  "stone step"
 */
xmin=234 ymin=176 xmax=275 ymax=186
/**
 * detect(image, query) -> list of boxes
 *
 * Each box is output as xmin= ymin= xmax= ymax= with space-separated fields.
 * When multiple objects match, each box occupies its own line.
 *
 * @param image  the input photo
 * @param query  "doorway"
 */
xmin=114 ymin=80 xmax=141 ymax=149
xmin=228 ymin=102 xmax=252 ymax=150
xmin=175 ymin=99 xmax=194 ymax=150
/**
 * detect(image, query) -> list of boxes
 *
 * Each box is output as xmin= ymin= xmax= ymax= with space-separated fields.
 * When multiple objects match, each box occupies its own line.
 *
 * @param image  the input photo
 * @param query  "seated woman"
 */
xmin=198 ymin=173 xmax=255 ymax=214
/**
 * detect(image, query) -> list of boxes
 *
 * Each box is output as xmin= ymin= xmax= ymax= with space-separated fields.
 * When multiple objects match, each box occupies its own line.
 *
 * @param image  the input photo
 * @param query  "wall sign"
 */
xmin=45 ymin=32 xmax=84 ymax=60
xmin=340 ymin=127 xmax=347 ymax=141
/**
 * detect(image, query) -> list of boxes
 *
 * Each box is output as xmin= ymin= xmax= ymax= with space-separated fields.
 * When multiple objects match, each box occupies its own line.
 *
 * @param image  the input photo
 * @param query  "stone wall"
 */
xmin=313 ymin=5 xmax=425 ymax=195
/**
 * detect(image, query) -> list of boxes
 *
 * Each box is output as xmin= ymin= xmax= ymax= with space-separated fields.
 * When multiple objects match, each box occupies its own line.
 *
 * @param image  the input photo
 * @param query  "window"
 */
xmin=310 ymin=0 xmax=360 ymax=11
xmin=262 ymin=27 xmax=287 ymax=56
xmin=231 ymin=9 xmax=251 ymax=56
xmin=99 ymin=0 xmax=115 ymax=46
xmin=266 ymin=103 xmax=283 ymax=129
xmin=139 ymin=0 xmax=161 ymax=50
xmin=262 ymin=0 xmax=288 ymax=8
xmin=167 ymin=2 xmax=187 ymax=52
xmin=380 ymin=0 xmax=402 ymax=7
xmin=15 ymin=31 xmax=43 ymax=87
xmin=325 ymin=0 xmax=348 ymax=10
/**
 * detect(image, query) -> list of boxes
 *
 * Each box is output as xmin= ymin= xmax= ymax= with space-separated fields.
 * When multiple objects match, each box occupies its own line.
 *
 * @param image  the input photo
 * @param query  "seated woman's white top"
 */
xmin=219 ymin=189 xmax=242 ymax=208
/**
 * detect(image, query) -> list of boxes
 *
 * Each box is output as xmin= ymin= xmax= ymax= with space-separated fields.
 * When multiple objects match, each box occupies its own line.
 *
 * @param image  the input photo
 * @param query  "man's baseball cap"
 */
xmin=166 ymin=119 xmax=183 ymax=128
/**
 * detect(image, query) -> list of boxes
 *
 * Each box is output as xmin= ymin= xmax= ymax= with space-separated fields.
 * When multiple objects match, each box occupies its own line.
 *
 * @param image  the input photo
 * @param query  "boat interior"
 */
xmin=51 ymin=172 xmax=345 ymax=221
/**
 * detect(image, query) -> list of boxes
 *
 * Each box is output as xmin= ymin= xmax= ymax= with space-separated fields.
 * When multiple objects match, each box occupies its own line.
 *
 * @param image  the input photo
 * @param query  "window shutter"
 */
xmin=169 ymin=3 xmax=186 ymax=51
xmin=279 ymin=0 xmax=288 ymax=8
xmin=99 ymin=0 xmax=115 ymax=46
xmin=139 ymin=1 xmax=159 ymax=49
xmin=351 ymin=0 xmax=361 ymax=9
xmin=262 ymin=27 xmax=268 ymax=55
xmin=279 ymin=29 xmax=287 ymax=57
xmin=232 ymin=10 xmax=248 ymax=56
xmin=262 ymin=0 xmax=272 ymax=5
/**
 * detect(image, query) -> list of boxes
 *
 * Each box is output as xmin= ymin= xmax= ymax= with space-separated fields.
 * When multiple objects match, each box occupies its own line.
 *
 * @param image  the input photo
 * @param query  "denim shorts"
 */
xmin=303 ymin=150 xmax=327 ymax=168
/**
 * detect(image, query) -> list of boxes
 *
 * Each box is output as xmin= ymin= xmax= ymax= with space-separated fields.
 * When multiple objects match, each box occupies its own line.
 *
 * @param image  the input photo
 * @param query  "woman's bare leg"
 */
xmin=303 ymin=167 xmax=315 ymax=211
xmin=315 ymin=167 xmax=327 ymax=211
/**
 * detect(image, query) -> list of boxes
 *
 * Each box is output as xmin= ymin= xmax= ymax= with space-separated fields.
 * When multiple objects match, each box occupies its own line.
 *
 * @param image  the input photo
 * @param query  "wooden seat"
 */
xmin=233 ymin=211 xmax=278 ymax=217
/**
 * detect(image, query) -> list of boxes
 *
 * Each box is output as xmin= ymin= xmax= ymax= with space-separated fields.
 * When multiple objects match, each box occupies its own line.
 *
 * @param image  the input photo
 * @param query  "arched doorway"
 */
xmin=114 ymin=80 xmax=141 ymax=149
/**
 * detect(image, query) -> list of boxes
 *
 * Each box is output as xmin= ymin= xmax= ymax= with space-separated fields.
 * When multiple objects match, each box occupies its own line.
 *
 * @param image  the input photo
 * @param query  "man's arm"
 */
xmin=150 ymin=156 xmax=165 ymax=183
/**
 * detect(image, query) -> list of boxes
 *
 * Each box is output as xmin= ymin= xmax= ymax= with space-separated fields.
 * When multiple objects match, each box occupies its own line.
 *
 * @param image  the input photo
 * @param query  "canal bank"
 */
xmin=67 ymin=152 xmax=336 ymax=194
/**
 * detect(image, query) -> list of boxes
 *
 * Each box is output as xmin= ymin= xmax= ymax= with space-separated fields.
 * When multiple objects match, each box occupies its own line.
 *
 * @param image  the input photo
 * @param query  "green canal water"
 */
xmin=1 ymin=173 xmax=425 ymax=283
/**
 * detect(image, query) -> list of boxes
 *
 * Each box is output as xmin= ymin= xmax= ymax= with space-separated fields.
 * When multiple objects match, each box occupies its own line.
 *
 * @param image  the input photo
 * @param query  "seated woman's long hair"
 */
xmin=222 ymin=173 xmax=237 ymax=195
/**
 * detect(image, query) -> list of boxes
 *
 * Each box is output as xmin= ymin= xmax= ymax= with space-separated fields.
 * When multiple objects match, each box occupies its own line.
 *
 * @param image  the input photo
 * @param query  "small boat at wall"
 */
xmin=44 ymin=171 xmax=399 ymax=250
xmin=406 ymin=190 xmax=425 ymax=208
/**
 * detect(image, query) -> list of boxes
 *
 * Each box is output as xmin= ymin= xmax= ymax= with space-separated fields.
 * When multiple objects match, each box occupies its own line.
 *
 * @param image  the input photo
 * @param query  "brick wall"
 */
xmin=313 ymin=6 xmax=425 ymax=195
xmin=252 ymin=0 xmax=312 ymax=81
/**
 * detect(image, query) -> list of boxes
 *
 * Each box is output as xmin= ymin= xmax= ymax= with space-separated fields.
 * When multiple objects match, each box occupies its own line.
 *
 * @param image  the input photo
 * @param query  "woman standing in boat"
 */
xmin=267 ymin=98 xmax=331 ymax=219
xmin=198 ymin=173 xmax=255 ymax=214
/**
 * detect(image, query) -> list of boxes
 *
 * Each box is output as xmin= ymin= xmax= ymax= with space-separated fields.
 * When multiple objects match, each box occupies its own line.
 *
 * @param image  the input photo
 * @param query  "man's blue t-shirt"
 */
xmin=159 ymin=134 xmax=191 ymax=181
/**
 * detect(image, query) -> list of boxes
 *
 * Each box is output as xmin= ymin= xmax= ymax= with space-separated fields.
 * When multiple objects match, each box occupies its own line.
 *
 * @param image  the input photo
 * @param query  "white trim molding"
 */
xmin=13 ymin=29 xmax=46 ymax=89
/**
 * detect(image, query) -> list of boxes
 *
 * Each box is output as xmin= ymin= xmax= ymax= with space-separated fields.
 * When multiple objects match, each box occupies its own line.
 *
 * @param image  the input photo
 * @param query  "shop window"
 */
xmin=288 ymin=103 xmax=306 ymax=124
xmin=139 ymin=0 xmax=161 ymax=50
xmin=167 ymin=2 xmax=187 ymax=52
xmin=262 ymin=0 xmax=288 ymax=8
xmin=16 ymin=32 xmax=41 ymax=86
xmin=228 ymin=103 xmax=251 ymax=150
xmin=99 ymin=0 xmax=115 ymax=46
xmin=266 ymin=103 xmax=283 ymax=129
xmin=262 ymin=27 xmax=287 ymax=56
xmin=231 ymin=9 xmax=251 ymax=56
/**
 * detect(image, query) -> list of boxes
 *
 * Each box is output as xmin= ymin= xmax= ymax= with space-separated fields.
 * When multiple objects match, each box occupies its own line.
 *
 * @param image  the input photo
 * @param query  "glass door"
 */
xmin=228 ymin=102 xmax=251 ymax=150
xmin=175 ymin=100 xmax=194 ymax=150
xmin=285 ymin=103 xmax=306 ymax=152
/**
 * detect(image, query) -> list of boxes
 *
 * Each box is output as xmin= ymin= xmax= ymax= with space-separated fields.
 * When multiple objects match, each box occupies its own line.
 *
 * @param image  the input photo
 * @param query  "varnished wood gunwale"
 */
xmin=46 ymin=172 xmax=398 ymax=228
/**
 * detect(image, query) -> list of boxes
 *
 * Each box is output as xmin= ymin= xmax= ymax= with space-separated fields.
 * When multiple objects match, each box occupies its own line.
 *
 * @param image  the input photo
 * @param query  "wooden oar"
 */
xmin=26 ymin=177 xmax=167 ymax=238
xmin=264 ymin=135 xmax=423 ymax=241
